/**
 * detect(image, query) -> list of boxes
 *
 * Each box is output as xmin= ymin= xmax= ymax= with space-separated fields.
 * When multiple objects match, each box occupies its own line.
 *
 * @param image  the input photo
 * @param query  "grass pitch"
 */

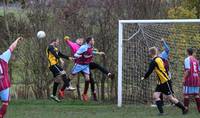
xmin=6 ymin=100 xmax=200 ymax=118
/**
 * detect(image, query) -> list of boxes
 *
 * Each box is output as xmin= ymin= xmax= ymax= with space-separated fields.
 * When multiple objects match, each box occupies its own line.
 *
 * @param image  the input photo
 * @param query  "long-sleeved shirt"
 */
xmin=65 ymin=40 xmax=81 ymax=55
xmin=46 ymin=45 xmax=69 ymax=67
xmin=144 ymin=56 xmax=170 ymax=85
xmin=159 ymin=40 xmax=170 ymax=60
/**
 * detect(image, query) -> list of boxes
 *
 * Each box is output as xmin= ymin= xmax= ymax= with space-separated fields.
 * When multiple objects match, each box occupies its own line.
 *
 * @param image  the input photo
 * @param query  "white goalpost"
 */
xmin=118 ymin=19 xmax=200 ymax=107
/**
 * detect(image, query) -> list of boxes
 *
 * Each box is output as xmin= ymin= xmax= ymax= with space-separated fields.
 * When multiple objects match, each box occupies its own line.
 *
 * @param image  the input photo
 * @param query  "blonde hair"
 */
xmin=149 ymin=46 xmax=158 ymax=56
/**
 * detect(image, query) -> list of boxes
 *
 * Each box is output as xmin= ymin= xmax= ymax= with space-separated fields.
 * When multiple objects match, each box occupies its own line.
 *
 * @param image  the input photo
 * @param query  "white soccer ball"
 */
xmin=37 ymin=31 xmax=46 ymax=39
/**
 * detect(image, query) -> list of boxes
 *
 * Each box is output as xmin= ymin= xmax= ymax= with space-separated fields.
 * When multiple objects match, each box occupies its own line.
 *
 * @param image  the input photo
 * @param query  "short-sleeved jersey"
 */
xmin=0 ymin=49 xmax=11 ymax=63
xmin=184 ymin=56 xmax=200 ymax=86
xmin=0 ymin=49 xmax=12 ymax=91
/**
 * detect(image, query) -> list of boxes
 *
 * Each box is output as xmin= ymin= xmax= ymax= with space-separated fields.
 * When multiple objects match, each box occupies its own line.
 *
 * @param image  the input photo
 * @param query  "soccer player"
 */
xmin=64 ymin=36 xmax=114 ymax=101
xmin=183 ymin=48 xmax=200 ymax=112
xmin=158 ymin=38 xmax=173 ymax=106
xmin=46 ymin=38 xmax=75 ymax=102
xmin=0 ymin=37 xmax=23 ymax=118
xmin=71 ymin=37 xmax=95 ymax=102
xmin=141 ymin=47 xmax=187 ymax=115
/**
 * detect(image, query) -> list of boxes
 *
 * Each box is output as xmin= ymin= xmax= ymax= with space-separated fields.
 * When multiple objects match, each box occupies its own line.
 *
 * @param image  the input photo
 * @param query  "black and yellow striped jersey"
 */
xmin=144 ymin=56 xmax=170 ymax=84
xmin=46 ymin=45 xmax=69 ymax=67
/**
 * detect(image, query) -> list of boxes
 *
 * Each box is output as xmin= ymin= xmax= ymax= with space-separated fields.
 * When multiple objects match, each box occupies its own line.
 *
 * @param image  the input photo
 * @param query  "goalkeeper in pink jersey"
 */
xmin=64 ymin=36 xmax=114 ymax=101
xmin=0 ymin=37 xmax=23 ymax=118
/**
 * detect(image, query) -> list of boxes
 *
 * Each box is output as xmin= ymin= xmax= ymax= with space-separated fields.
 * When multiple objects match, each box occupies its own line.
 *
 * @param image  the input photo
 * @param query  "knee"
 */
xmin=54 ymin=77 xmax=61 ymax=83
xmin=61 ymin=74 xmax=67 ymax=79
xmin=85 ymin=77 xmax=90 ymax=82
xmin=153 ymin=93 xmax=160 ymax=101
xmin=184 ymin=95 xmax=189 ymax=98
xmin=195 ymin=95 xmax=200 ymax=98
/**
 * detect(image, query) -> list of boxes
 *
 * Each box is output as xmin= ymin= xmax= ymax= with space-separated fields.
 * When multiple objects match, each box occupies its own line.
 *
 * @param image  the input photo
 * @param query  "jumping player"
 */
xmin=64 ymin=36 xmax=114 ymax=101
xmin=70 ymin=37 xmax=95 ymax=102
xmin=183 ymin=48 xmax=200 ymax=112
xmin=46 ymin=38 xmax=75 ymax=102
xmin=141 ymin=47 xmax=187 ymax=115
xmin=0 ymin=37 xmax=23 ymax=118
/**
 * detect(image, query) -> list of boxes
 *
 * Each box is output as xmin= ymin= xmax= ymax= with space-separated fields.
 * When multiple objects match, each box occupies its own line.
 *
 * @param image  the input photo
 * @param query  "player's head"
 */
xmin=76 ymin=38 xmax=84 ymax=45
xmin=148 ymin=46 xmax=158 ymax=58
xmin=50 ymin=38 xmax=59 ymax=46
xmin=187 ymin=48 xmax=193 ymax=56
xmin=86 ymin=37 xmax=94 ymax=46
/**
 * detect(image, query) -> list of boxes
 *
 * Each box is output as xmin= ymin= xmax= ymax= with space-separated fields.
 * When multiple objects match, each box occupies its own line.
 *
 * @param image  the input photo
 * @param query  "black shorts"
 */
xmin=49 ymin=65 xmax=64 ymax=77
xmin=155 ymin=80 xmax=174 ymax=95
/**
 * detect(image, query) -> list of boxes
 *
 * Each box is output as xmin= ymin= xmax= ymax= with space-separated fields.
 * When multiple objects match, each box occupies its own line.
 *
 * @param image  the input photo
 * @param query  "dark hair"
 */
xmin=187 ymin=48 xmax=193 ymax=55
xmin=86 ymin=37 xmax=93 ymax=44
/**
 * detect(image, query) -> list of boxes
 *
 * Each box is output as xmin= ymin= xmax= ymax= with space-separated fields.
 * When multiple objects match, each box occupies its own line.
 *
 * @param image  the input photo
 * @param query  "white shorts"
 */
xmin=71 ymin=64 xmax=90 ymax=75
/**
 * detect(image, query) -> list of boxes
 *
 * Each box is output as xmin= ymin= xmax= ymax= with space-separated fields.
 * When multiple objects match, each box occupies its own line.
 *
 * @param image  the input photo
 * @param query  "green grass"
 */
xmin=5 ymin=100 xmax=200 ymax=118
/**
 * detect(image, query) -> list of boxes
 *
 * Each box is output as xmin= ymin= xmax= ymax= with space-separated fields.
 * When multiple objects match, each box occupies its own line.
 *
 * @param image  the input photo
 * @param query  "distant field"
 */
xmin=5 ymin=100 xmax=200 ymax=118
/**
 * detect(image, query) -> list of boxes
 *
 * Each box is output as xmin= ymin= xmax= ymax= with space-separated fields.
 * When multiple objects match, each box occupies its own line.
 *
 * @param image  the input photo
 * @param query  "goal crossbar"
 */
xmin=118 ymin=19 xmax=200 ymax=107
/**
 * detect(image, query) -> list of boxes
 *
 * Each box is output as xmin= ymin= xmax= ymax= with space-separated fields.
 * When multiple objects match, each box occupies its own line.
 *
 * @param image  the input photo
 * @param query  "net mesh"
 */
xmin=122 ymin=22 xmax=200 ymax=104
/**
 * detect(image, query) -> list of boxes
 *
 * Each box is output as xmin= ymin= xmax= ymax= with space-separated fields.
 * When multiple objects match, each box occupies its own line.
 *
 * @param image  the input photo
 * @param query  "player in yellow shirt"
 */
xmin=141 ymin=47 xmax=187 ymax=115
xmin=46 ymin=39 xmax=75 ymax=102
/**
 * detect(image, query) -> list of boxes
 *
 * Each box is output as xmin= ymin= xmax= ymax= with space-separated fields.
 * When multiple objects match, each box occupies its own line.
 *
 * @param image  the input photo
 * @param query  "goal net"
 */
xmin=118 ymin=19 xmax=200 ymax=107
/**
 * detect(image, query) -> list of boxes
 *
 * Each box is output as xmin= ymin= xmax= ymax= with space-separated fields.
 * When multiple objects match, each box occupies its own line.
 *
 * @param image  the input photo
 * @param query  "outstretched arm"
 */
xmin=0 ymin=37 xmax=23 ymax=63
xmin=9 ymin=37 xmax=23 ymax=52
xmin=142 ymin=61 xmax=156 ymax=80
xmin=58 ymin=52 xmax=70 ymax=60
xmin=93 ymin=48 xmax=105 ymax=55
xmin=64 ymin=36 xmax=77 ymax=50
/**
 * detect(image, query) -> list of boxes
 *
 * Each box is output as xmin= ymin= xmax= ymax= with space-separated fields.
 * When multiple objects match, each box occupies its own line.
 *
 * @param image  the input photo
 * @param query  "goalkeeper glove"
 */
xmin=64 ymin=35 xmax=70 ymax=41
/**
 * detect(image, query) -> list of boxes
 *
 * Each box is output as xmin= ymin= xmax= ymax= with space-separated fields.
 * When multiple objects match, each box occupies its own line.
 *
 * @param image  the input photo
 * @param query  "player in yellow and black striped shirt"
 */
xmin=141 ymin=47 xmax=187 ymax=115
xmin=47 ymin=39 xmax=75 ymax=102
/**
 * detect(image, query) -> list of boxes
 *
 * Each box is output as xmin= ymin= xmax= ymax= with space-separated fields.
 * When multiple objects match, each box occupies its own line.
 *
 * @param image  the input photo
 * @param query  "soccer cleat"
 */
xmin=108 ymin=73 xmax=115 ymax=80
xmin=66 ymin=86 xmax=76 ymax=91
xmin=150 ymin=104 xmax=157 ymax=107
xmin=50 ymin=95 xmax=61 ymax=103
xmin=58 ymin=90 xmax=65 ymax=99
xmin=82 ymin=94 xmax=89 ymax=102
xmin=182 ymin=108 xmax=188 ymax=115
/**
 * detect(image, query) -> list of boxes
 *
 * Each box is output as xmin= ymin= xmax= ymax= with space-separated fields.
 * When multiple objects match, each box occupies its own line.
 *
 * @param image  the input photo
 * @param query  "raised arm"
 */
xmin=64 ymin=36 xmax=77 ymax=49
xmin=159 ymin=38 xmax=170 ymax=60
xmin=9 ymin=37 xmax=23 ymax=52
xmin=161 ymin=38 xmax=170 ymax=53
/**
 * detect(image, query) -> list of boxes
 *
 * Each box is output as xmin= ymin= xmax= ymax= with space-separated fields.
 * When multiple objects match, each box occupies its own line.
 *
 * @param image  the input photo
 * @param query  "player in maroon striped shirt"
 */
xmin=183 ymin=48 xmax=200 ymax=112
xmin=0 ymin=37 xmax=23 ymax=118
